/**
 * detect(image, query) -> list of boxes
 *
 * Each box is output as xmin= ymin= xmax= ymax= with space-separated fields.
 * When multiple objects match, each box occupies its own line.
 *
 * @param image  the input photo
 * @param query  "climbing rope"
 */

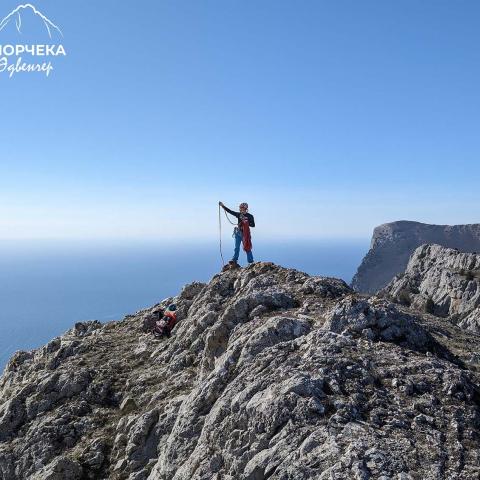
xmin=223 ymin=209 xmax=237 ymax=226
xmin=219 ymin=203 xmax=238 ymax=268
xmin=219 ymin=203 xmax=226 ymax=267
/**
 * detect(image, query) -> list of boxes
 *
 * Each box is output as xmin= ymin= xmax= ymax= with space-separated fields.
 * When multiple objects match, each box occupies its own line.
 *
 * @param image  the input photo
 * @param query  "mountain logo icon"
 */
xmin=0 ymin=3 xmax=63 ymax=39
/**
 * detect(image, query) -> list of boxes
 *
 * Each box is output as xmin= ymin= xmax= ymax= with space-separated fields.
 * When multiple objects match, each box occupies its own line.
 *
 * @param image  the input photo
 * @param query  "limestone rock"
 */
xmin=352 ymin=221 xmax=480 ymax=293
xmin=32 ymin=457 xmax=83 ymax=480
xmin=381 ymin=243 xmax=480 ymax=332
xmin=0 ymin=262 xmax=478 ymax=479
xmin=323 ymin=296 xmax=436 ymax=351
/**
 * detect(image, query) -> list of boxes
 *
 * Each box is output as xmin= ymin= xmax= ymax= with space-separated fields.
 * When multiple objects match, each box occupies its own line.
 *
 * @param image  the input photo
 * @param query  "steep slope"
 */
xmin=0 ymin=262 xmax=479 ymax=480
xmin=352 ymin=221 xmax=480 ymax=294
xmin=381 ymin=244 xmax=480 ymax=333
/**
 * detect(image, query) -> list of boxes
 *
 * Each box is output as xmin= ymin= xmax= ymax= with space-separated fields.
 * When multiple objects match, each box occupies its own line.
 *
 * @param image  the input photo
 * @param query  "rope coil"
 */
xmin=219 ymin=204 xmax=225 ymax=267
xmin=219 ymin=203 xmax=238 ymax=267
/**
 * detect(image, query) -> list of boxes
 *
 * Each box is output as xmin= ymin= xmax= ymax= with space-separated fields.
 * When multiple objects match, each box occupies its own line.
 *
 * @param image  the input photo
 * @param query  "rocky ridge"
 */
xmin=0 ymin=262 xmax=479 ymax=479
xmin=352 ymin=221 xmax=480 ymax=294
xmin=381 ymin=244 xmax=480 ymax=334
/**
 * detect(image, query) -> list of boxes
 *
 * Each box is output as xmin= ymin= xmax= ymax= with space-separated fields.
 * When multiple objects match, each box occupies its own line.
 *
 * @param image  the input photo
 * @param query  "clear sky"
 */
xmin=0 ymin=0 xmax=479 ymax=241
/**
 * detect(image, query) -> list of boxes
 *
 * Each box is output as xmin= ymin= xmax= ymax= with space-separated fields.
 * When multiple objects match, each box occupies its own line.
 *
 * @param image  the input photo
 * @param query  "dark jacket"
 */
xmin=224 ymin=206 xmax=255 ymax=228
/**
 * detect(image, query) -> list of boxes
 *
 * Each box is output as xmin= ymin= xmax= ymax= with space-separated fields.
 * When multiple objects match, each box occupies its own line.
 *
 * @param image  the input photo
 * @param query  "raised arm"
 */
xmin=220 ymin=202 xmax=240 ymax=218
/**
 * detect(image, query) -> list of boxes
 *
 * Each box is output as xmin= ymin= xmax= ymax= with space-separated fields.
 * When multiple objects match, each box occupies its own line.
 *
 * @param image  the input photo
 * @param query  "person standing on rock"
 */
xmin=219 ymin=202 xmax=255 ymax=267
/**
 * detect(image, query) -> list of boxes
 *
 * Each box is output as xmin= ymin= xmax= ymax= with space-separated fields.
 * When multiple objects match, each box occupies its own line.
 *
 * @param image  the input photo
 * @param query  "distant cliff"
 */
xmin=351 ymin=221 xmax=480 ymax=293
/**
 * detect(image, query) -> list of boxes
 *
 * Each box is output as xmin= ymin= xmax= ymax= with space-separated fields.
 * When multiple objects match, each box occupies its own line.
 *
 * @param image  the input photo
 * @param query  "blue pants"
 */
xmin=233 ymin=228 xmax=254 ymax=263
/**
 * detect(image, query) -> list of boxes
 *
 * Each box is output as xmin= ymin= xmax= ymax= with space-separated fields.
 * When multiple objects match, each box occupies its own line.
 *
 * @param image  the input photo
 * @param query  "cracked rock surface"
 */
xmin=352 ymin=221 xmax=480 ymax=294
xmin=381 ymin=244 xmax=480 ymax=333
xmin=0 ymin=262 xmax=479 ymax=479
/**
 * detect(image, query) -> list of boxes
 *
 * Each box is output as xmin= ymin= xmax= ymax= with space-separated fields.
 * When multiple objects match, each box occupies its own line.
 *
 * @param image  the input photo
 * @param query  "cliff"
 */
xmin=0 ymin=262 xmax=480 ymax=479
xmin=351 ymin=221 xmax=480 ymax=294
xmin=381 ymin=244 xmax=480 ymax=333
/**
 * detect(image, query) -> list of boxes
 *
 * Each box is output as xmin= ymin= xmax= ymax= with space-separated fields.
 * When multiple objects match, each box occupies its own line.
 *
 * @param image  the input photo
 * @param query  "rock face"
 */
xmin=381 ymin=244 xmax=480 ymax=333
xmin=352 ymin=221 xmax=480 ymax=294
xmin=1 ymin=262 xmax=480 ymax=479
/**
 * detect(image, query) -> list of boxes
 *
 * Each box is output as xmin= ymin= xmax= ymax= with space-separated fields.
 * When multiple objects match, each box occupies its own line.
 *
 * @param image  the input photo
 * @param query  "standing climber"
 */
xmin=219 ymin=202 xmax=255 ymax=267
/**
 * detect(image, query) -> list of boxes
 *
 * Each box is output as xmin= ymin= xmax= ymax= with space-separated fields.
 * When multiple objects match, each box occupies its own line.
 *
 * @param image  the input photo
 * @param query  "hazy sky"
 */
xmin=1 ymin=0 xmax=479 ymax=241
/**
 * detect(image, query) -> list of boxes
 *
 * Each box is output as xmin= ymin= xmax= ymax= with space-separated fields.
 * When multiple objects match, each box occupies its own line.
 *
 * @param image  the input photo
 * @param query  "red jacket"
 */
xmin=164 ymin=310 xmax=177 ymax=331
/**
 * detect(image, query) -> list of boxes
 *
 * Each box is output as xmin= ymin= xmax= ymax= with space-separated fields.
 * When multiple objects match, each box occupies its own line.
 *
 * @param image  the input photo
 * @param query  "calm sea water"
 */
xmin=0 ymin=239 xmax=368 ymax=370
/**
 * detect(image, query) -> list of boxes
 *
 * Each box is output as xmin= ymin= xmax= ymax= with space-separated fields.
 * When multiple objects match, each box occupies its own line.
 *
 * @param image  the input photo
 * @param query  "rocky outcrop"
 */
xmin=381 ymin=244 xmax=480 ymax=333
xmin=1 ymin=262 xmax=480 ymax=479
xmin=352 ymin=221 xmax=480 ymax=294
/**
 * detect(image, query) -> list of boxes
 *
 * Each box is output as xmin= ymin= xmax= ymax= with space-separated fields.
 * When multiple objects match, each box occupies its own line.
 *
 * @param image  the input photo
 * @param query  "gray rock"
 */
xmin=0 ymin=261 xmax=478 ymax=479
xmin=80 ymin=438 xmax=107 ymax=469
xmin=121 ymin=397 xmax=138 ymax=414
xmin=69 ymin=320 xmax=102 ymax=337
xmin=352 ymin=221 xmax=480 ymax=293
xmin=323 ymin=296 xmax=435 ymax=351
xmin=180 ymin=282 xmax=206 ymax=301
xmin=31 ymin=457 xmax=83 ymax=480
xmin=382 ymin=244 xmax=480 ymax=332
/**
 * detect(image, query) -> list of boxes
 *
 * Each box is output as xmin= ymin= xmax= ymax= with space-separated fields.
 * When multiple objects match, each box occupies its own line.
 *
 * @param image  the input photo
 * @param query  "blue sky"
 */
xmin=0 ymin=0 xmax=479 ymax=241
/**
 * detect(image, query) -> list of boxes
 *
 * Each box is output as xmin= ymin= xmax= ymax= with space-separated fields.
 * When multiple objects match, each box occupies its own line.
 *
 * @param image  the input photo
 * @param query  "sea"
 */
xmin=0 ymin=239 xmax=369 ymax=370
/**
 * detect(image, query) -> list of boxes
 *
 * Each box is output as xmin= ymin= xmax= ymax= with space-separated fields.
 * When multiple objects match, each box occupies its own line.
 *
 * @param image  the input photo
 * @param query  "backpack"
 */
xmin=143 ymin=309 xmax=164 ymax=333
xmin=153 ymin=319 xmax=170 ymax=338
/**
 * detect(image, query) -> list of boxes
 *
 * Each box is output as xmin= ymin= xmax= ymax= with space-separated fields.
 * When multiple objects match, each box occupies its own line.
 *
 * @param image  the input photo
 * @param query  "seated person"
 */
xmin=153 ymin=304 xmax=177 ymax=338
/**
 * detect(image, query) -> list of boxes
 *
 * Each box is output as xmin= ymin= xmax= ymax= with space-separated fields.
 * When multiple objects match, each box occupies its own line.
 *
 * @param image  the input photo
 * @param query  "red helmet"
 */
xmin=239 ymin=203 xmax=249 ymax=210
